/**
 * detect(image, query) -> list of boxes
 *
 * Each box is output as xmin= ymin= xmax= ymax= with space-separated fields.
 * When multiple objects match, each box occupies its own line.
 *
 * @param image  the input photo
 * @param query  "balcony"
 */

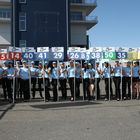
xmin=71 ymin=13 xmax=98 ymax=29
xmin=70 ymin=0 xmax=97 ymax=15
xmin=0 ymin=9 xmax=11 ymax=23
xmin=0 ymin=0 xmax=11 ymax=6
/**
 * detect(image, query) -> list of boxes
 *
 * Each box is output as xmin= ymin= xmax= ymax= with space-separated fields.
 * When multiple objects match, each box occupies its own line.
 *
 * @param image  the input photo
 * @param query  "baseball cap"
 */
xmin=31 ymin=61 xmax=35 ymax=64
xmin=44 ymin=61 xmax=48 ymax=64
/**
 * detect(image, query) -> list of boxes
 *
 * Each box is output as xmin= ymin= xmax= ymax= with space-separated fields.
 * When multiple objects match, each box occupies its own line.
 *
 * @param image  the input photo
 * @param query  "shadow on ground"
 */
xmin=30 ymin=101 xmax=101 ymax=110
xmin=0 ymin=102 xmax=15 ymax=120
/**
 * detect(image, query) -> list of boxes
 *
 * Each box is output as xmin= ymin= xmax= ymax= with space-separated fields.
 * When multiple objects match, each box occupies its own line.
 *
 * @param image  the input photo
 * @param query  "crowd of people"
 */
xmin=0 ymin=59 xmax=140 ymax=103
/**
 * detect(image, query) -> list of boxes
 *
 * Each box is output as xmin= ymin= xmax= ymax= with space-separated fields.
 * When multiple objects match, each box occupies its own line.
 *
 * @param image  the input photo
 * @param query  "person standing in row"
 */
xmin=30 ymin=61 xmax=38 ymax=99
xmin=88 ymin=63 xmax=95 ymax=100
xmin=19 ymin=60 xmax=30 ymax=101
xmin=95 ymin=62 xmax=101 ymax=100
xmin=132 ymin=61 xmax=140 ymax=99
xmin=102 ymin=62 xmax=113 ymax=101
xmin=122 ymin=61 xmax=132 ymax=100
xmin=2 ymin=61 xmax=8 ymax=100
xmin=75 ymin=62 xmax=81 ymax=99
xmin=43 ymin=61 xmax=51 ymax=101
xmin=67 ymin=60 xmax=75 ymax=101
xmin=59 ymin=62 xmax=67 ymax=100
xmin=51 ymin=62 xmax=59 ymax=101
xmin=6 ymin=61 xmax=16 ymax=103
xmin=112 ymin=60 xmax=122 ymax=101
xmin=81 ymin=61 xmax=90 ymax=100
xmin=37 ymin=62 xmax=44 ymax=99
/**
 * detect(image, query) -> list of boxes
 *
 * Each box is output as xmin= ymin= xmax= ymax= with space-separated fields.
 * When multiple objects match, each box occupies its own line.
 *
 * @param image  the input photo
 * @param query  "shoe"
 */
xmin=104 ymin=98 xmax=108 ymax=101
xmin=123 ymin=97 xmax=126 ymax=100
xmin=117 ymin=98 xmax=120 ymax=101
xmin=70 ymin=97 xmax=74 ymax=101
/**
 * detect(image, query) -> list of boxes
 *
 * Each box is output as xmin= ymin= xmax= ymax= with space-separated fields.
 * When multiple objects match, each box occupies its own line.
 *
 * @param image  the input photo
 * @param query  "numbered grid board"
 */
xmin=0 ymin=47 xmax=139 ymax=61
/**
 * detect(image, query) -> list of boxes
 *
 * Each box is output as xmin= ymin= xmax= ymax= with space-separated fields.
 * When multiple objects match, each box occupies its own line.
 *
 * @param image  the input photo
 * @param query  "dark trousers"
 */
xmin=104 ymin=78 xmax=113 ymax=99
xmin=122 ymin=77 xmax=131 ymax=98
xmin=31 ymin=77 xmax=36 ymax=98
xmin=38 ymin=78 xmax=43 ymax=98
xmin=95 ymin=78 xmax=101 ymax=99
xmin=59 ymin=79 xmax=67 ymax=99
xmin=2 ymin=78 xmax=7 ymax=100
xmin=75 ymin=78 xmax=81 ymax=98
xmin=45 ymin=78 xmax=50 ymax=100
xmin=68 ymin=78 xmax=74 ymax=98
xmin=20 ymin=79 xmax=30 ymax=100
xmin=113 ymin=77 xmax=121 ymax=99
xmin=52 ymin=79 xmax=58 ymax=101
xmin=6 ymin=78 xmax=13 ymax=100
xmin=83 ymin=78 xmax=90 ymax=100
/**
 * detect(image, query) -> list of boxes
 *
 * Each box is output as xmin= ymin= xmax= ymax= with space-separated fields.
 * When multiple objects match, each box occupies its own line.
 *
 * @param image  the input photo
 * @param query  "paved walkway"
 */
xmin=0 ymin=100 xmax=140 ymax=140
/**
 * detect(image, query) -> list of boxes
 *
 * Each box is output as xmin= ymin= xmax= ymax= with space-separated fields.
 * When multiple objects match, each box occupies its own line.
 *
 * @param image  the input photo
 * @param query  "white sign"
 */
xmin=37 ymin=47 xmax=49 ymax=52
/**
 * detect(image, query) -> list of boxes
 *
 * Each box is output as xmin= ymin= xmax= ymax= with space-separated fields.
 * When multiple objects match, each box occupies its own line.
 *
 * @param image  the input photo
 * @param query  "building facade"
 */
xmin=0 ymin=0 xmax=11 ymax=48
xmin=70 ymin=0 xmax=97 ymax=49
xmin=11 ymin=0 xmax=97 ymax=58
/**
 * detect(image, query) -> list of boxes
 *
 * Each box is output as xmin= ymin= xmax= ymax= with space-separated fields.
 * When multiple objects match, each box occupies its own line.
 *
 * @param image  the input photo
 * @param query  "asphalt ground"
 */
xmin=1 ymin=100 xmax=140 ymax=140
xmin=0 ymin=79 xmax=140 ymax=140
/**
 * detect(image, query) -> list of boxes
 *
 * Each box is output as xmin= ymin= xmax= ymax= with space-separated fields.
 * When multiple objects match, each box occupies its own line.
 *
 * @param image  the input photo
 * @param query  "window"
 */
xmin=19 ymin=0 xmax=26 ymax=3
xmin=0 ymin=9 xmax=11 ymax=19
xmin=19 ymin=12 xmax=26 ymax=31
xmin=19 ymin=40 xmax=26 ymax=47
xmin=71 ymin=12 xmax=83 ymax=20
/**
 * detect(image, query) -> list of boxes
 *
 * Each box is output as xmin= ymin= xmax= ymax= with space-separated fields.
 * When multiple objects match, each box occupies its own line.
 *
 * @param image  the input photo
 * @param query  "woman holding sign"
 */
xmin=81 ymin=61 xmax=90 ymax=100
xmin=112 ymin=60 xmax=121 ymax=101
xmin=51 ymin=62 xmax=59 ymax=102
xmin=102 ymin=62 xmax=113 ymax=101
xmin=132 ymin=61 xmax=140 ymax=99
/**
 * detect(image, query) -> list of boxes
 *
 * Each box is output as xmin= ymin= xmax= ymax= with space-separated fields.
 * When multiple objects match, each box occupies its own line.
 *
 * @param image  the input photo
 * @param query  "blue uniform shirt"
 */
xmin=123 ymin=67 xmax=131 ymax=77
xmin=75 ymin=67 xmax=81 ymax=78
xmin=67 ymin=67 xmax=75 ymax=78
xmin=103 ymin=67 xmax=111 ymax=78
xmin=37 ymin=68 xmax=43 ymax=78
xmin=19 ymin=67 xmax=29 ymax=80
xmin=82 ymin=68 xmax=90 ymax=79
xmin=95 ymin=67 xmax=101 ymax=78
xmin=59 ymin=68 xmax=67 ymax=79
xmin=51 ymin=67 xmax=58 ymax=79
xmin=132 ymin=66 xmax=139 ymax=77
xmin=89 ymin=68 xmax=95 ymax=78
xmin=30 ymin=67 xmax=37 ymax=78
xmin=113 ymin=66 xmax=121 ymax=77
xmin=44 ymin=67 xmax=51 ymax=78
xmin=6 ymin=67 xmax=15 ymax=78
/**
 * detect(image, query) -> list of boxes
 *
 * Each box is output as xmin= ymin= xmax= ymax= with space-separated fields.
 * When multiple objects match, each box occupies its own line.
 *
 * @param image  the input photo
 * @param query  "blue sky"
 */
xmin=88 ymin=0 xmax=140 ymax=48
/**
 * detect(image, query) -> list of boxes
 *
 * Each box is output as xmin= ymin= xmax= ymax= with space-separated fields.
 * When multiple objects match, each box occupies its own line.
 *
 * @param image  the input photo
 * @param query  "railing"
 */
xmin=71 ymin=14 xmax=98 ymax=22
xmin=86 ymin=16 xmax=98 ymax=21
xmin=70 ymin=0 xmax=97 ymax=4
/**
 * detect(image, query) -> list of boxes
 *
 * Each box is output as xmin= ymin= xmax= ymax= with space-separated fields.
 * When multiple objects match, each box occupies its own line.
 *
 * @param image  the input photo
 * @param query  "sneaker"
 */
xmin=123 ymin=97 xmax=126 ymax=100
xmin=70 ymin=97 xmax=74 ymax=101
xmin=104 ymin=98 xmax=108 ymax=101
xmin=117 ymin=98 xmax=120 ymax=101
